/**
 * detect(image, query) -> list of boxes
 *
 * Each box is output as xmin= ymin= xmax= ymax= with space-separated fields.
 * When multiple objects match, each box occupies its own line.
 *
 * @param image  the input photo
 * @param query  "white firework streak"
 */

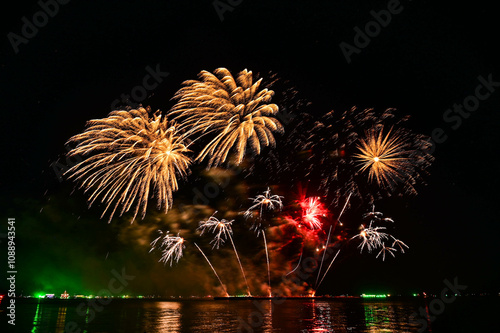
xmin=198 ymin=212 xmax=252 ymax=296
xmin=391 ymin=237 xmax=409 ymax=253
xmin=376 ymin=243 xmax=397 ymax=261
xmin=150 ymin=231 xmax=185 ymax=266
xmin=244 ymin=187 xmax=283 ymax=222
xmin=197 ymin=212 xmax=234 ymax=249
xmin=351 ymin=225 xmax=389 ymax=253
xmin=351 ymin=207 xmax=409 ymax=260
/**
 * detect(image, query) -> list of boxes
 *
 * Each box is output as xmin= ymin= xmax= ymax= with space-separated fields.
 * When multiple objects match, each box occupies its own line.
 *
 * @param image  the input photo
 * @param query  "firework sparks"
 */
xmin=354 ymin=126 xmax=413 ymax=190
xmin=392 ymin=238 xmax=409 ymax=253
xmin=376 ymin=243 xmax=397 ymax=261
xmin=350 ymin=208 xmax=408 ymax=261
xmin=170 ymin=68 xmax=284 ymax=167
xmin=300 ymin=197 xmax=327 ymax=230
xmin=244 ymin=187 xmax=283 ymax=224
xmin=197 ymin=213 xmax=234 ymax=249
xmin=351 ymin=225 xmax=389 ymax=253
xmin=150 ymin=231 xmax=185 ymax=266
xmin=65 ymin=108 xmax=191 ymax=222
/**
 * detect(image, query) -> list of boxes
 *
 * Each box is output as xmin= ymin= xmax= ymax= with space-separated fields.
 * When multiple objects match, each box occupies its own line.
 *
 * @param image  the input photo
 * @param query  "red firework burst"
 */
xmin=299 ymin=197 xmax=328 ymax=230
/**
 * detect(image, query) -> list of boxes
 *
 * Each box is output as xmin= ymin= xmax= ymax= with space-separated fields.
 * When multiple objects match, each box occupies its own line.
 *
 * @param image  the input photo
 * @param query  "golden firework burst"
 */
xmin=65 ymin=107 xmax=191 ymax=222
xmin=354 ymin=126 xmax=411 ymax=190
xmin=169 ymin=68 xmax=284 ymax=167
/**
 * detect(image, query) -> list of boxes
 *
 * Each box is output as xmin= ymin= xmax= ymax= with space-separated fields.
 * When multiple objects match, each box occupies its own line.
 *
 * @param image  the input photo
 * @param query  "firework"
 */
xmin=197 ymin=213 xmax=234 ymax=249
xmin=351 ymin=225 xmax=389 ymax=253
xmin=194 ymin=243 xmax=228 ymax=296
xmin=270 ymin=107 xmax=433 ymax=207
xmin=150 ymin=231 xmax=185 ymax=266
xmin=169 ymin=68 xmax=284 ymax=167
xmin=243 ymin=187 xmax=283 ymax=296
xmin=300 ymin=197 xmax=327 ymax=230
xmin=376 ymin=243 xmax=397 ymax=261
xmin=354 ymin=126 xmax=418 ymax=192
xmin=244 ymin=187 xmax=283 ymax=225
xmin=65 ymin=108 xmax=191 ymax=222
xmin=350 ymin=208 xmax=408 ymax=260
xmin=198 ymin=212 xmax=252 ymax=296
xmin=392 ymin=238 xmax=409 ymax=253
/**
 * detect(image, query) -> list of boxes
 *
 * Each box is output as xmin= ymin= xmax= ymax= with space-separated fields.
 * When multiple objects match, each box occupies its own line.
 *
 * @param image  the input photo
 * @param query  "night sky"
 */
xmin=1 ymin=0 xmax=499 ymax=297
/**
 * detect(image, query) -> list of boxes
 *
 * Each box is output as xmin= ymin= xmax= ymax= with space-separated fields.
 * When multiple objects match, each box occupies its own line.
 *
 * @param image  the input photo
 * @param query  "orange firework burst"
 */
xmin=169 ymin=68 xmax=284 ymax=167
xmin=65 ymin=108 xmax=191 ymax=222
xmin=354 ymin=126 xmax=418 ymax=192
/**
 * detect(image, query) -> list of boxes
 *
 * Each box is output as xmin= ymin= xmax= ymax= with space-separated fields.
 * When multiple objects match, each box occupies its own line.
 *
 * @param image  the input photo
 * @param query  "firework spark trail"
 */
xmin=376 ymin=243 xmax=397 ymax=261
xmin=194 ymin=242 xmax=228 ymax=296
xmin=285 ymin=248 xmax=303 ymax=277
xmin=315 ymin=248 xmax=341 ymax=292
xmin=150 ymin=231 xmax=185 ymax=266
xmin=351 ymin=209 xmax=408 ymax=260
xmin=315 ymin=192 xmax=352 ymax=288
xmin=198 ymin=213 xmax=252 ymax=296
xmin=227 ymin=231 xmax=252 ymax=296
xmin=65 ymin=108 xmax=191 ymax=222
xmin=244 ymin=187 xmax=283 ymax=221
xmin=314 ymin=225 xmax=331 ymax=289
xmin=197 ymin=213 xmax=233 ymax=249
xmin=262 ymin=231 xmax=272 ymax=296
xmin=244 ymin=187 xmax=282 ymax=296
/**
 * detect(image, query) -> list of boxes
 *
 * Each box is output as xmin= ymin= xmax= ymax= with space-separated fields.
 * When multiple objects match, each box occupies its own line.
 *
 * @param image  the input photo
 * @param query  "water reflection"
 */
xmin=16 ymin=298 xmax=426 ymax=332
xmin=141 ymin=302 xmax=181 ymax=332
xmin=55 ymin=306 xmax=67 ymax=333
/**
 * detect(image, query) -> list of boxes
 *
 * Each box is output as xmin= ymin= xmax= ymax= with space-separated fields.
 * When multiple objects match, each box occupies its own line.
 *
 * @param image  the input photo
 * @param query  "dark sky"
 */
xmin=1 ymin=0 xmax=499 ymax=297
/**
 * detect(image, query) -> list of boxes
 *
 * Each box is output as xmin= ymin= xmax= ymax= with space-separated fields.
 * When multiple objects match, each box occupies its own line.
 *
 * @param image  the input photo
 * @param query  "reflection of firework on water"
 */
xmin=65 ymin=107 xmax=191 ymax=222
xmin=150 ymin=231 xmax=185 ymax=266
xmin=197 ymin=212 xmax=234 ymax=249
xmin=169 ymin=68 xmax=284 ymax=167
